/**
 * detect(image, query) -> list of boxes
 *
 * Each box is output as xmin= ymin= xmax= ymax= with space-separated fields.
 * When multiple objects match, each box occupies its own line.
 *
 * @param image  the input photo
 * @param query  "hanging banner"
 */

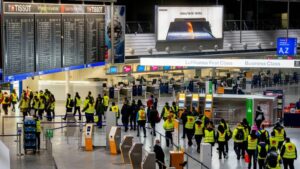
xmin=246 ymin=99 xmax=253 ymax=126
xmin=105 ymin=6 xmax=125 ymax=63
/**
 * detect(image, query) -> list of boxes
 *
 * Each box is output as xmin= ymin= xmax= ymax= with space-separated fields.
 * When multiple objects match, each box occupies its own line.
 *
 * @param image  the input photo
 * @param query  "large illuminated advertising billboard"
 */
xmin=155 ymin=6 xmax=223 ymax=51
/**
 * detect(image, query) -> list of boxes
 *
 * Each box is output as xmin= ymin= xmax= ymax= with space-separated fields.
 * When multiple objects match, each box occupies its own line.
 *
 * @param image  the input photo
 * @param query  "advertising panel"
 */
xmin=155 ymin=6 xmax=223 ymax=51
xmin=105 ymin=6 xmax=125 ymax=63
xmin=123 ymin=65 xmax=132 ymax=73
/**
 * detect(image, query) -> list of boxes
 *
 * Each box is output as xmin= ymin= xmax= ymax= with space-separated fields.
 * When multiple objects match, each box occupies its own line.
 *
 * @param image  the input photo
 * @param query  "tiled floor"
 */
xmin=1 ymin=84 xmax=300 ymax=169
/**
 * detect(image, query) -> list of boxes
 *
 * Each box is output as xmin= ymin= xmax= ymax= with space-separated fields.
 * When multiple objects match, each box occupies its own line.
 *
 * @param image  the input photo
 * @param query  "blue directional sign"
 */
xmin=277 ymin=37 xmax=298 ymax=56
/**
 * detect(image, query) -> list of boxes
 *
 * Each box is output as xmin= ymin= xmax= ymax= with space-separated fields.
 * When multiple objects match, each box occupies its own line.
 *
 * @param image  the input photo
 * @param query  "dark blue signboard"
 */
xmin=277 ymin=37 xmax=297 ymax=56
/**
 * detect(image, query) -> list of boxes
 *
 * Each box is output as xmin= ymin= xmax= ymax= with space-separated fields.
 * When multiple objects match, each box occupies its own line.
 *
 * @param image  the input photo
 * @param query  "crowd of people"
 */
xmin=0 ymin=87 xmax=297 ymax=169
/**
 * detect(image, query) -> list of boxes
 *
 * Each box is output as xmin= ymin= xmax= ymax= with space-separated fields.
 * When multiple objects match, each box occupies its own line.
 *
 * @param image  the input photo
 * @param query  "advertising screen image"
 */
xmin=156 ymin=6 xmax=223 ymax=41
xmin=123 ymin=65 xmax=132 ymax=73
xmin=136 ymin=65 xmax=145 ymax=72
xmin=151 ymin=66 xmax=159 ymax=71
xmin=109 ymin=66 xmax=118 ymax=73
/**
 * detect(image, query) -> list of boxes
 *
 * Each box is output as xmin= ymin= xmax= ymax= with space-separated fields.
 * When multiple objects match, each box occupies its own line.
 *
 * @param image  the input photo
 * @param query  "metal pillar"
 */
xmin=240 ymin=0 xmax=243 ymax=43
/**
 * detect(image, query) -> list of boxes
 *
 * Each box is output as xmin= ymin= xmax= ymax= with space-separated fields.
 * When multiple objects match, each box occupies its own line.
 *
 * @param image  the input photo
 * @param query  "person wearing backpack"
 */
xmin=247 ymin=130 xmax=258 ymax=169
xmin=280 ymin=137 xmax=297 ymax=169
xmin=233 ymin=123 xmax=246 ymax=160
xmin=273 ymin=123 xmax=287 ymax=151
xmin=110 ymin=102 xmax=120 ymax=125
xmin=242 ymin=118 xmax=251 ymax=159
xmin=265 ymin=147 xmax=282 ymax=169
xmin=258 ymin=124 xmax=270 ymax=143
xmin=216 ymin=125 xmax=227 ymax=159
xmin=204 ymin=122 xmax=215 ymax=154
xmin=194 ymin=120 xmax=204 ymax=153
xmin=258 ymin=141 xmax=270 ymax=169
xmin=161 ymin=102 xmax=171 ymax=121
xmin=220 ymin=118 xmax=231 ymax=153
xmin=185 ymin=111 xmax=196 ymax=146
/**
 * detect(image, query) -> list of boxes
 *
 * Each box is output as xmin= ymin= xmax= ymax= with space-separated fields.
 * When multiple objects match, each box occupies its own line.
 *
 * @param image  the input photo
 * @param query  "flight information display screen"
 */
xmin=2 ymin=3 xmax=106 ymax=78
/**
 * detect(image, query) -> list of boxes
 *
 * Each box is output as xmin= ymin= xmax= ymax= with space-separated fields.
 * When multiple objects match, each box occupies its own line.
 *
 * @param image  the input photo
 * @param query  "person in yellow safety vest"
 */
xmin=161 ymin=102 xmax=171 ymax=121
xmin=257 ymin=141 xmax=270 ymax=169
xmin=185 ymin=111 xmax=196 ymax=146
xmin=81 ymin=98 xmax=94 ymax=123
xmin=38 ymin=95 xmax=46 ymax=120
xmin=242 ymin=118 xmax=251 ymax=159
xmin=233 ymin=123 xmax=247 ymax=160
xmin=266 ymin=147 xmax=282 ymax=169
xmin=110 ymin=102 xmax=120 ymax=125
xmin=103 ymin=93 xmax=109 ymax=111
xmin=171 ymin=102 xmax=179 ymax=117
xmin=216 ymin=125 xmax=227 ymax=159
xmin=34 ymin=115 xmax=42 ymax=150
xmin=32 ymin=96 xmax=40 ymax=116
xmin=2 ymin=92 xmax=10 ymax=115
xmin=73 ymin=92 xmax=82 ymax=121
xmin=220 ymin=119 xmax=231 ymax=154
xmin=258 ymin=124 xmax=270 ymax=143
xmin=194 ymin=120 xmax=204 ymax=153
xmin=38 ymin=90 xmax=44 ymax=99
xmin=136 ymin=106 xmax=147 ymax=137
xmin=204 ymin=122 xmax=215 ymax=154
xmin=10 ymin=89 xmax=18 ymax=112
xmin=280 ymin=137 xmax=297 ymax=169
xmin=270 ymin=131 xmax=279 ymax=150
xmin=247 ymin=131 xmax=258 ymax=169
xmin=63 ymin=94 xmax=74 ymax=120
xmin=273 ymin=122 xmax=286 ymax=150
xmin=19 ymin=96 xmax=30 ymax=120
xmin=48 ymin=94 xmax=55 ymax=121
xmin=0 ymin=90 xmax=3 ymax=113
xmin=163 ymin=114 xmax=175 ymax=147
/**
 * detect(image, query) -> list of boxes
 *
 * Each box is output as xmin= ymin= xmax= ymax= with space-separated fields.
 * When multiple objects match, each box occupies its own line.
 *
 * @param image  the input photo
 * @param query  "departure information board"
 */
xmin=36 ymin=15 xmax=62 ymax=71
xmin=4 ymin=15 xmax=35 ymax=75
xmin=2 ymin=2 xmax=106 ymax=78
xmin=85 ymin=15 xmax=105 ymax=64
xmin=63 ymin=15 xmax=85 ymax=67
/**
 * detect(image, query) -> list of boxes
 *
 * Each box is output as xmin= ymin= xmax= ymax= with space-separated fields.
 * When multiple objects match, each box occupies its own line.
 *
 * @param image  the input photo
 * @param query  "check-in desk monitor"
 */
xmin=204 ymin=94 xmax=213 ymax=119
xmin=191 ymin=93 xmax=200 ymax=113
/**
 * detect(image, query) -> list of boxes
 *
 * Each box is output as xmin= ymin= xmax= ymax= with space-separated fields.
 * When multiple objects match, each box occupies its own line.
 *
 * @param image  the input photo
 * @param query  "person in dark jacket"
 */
xmin=149 ymin=105 xmax=159 ymax=136
xmin=153 ymin=139 xmax=165 ymax=169
xmin=255 ymin=106 xmax=265 ymax=129
xmin=130 ymin=100 xmax=138 ymax=130
xmin=180 ymin=107 xmax=188 ymax=138
xmin=121 ymin=100 xmax=130 ymax=132
xmin=242 ymin=118 xmax=251 ymax=158
xmin=95 ymin=95 xmax=105 ymax=128
xmin=153 ymin=98 xmax=158 ymax=110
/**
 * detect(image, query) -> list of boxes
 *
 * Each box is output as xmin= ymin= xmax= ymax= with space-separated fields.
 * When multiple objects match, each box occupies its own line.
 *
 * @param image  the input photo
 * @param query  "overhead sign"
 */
xmin=140 ymin=58 xmax=300 ymax=69
xmin=276 ymin=37 xmax=297 ymax=56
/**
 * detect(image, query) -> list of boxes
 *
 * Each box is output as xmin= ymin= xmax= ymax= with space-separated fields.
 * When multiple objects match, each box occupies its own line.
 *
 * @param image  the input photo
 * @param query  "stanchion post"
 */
xmin=2 ymin=116 xmax=4 ymax=135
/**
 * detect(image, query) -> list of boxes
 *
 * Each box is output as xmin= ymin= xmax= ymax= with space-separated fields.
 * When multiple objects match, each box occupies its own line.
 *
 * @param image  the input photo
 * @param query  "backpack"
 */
xmin=69 ymin=99 xmax=74 ymax=107
xmin=235 ymin=128 xmax=244 ymax=140
xmin=155 ymin=111 xmax=161 ymax=123
xmin=4 ymin=97 xmax=9 ymax=103
xmin=226 ymin=129 xmax=232 ymax=141
xmin=260 ymin=130 xmax=267 ymax=142
xmin=259 ymin=145 xmax=267 ymax=158
xmin=267 ymin=152 xmax=278 ymax=168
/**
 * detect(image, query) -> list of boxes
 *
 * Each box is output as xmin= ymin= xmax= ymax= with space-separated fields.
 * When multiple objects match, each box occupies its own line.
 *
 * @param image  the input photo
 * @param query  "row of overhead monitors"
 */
xmin=2 ymin=2 xmax=106 ymax=80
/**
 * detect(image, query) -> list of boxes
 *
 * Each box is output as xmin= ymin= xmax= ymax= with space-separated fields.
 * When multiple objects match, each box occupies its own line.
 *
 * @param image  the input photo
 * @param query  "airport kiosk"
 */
xmin=129 ymin=143 xmax=143 ymax=169
xmin=170 ymin=150 xmax=184 ymax=169
xmin=120 ymin=135 xmax=134 ymax=164
xmin=85 ymin=124 xmax=93 ymax=151
xmin=177 ymin=93 xmax=186 ymax=118
xmin=109 ymin=126 xmax=121 ymax=154
xmin=204 ymin=94 xmax=213 ymax=119
xmin=191 ymin=93 xmax=200 ymax=113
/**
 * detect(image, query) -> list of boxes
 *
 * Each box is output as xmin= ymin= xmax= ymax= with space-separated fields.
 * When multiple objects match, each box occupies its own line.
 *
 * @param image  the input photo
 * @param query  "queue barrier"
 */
xmin=120 ymin=135 xmax=133 ymax=163
xmin=141 ymin=152 xmax=156 ymax=169
xmin=129 ymin=143 xmax=143 ymax=169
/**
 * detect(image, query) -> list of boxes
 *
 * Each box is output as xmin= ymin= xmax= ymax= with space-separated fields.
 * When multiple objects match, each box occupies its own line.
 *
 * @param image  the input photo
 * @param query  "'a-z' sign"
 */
xmin=277 ymin=37 xmax=298 ymax=56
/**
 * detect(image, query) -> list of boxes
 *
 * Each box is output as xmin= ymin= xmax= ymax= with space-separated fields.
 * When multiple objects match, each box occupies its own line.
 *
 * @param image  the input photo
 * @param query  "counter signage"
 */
xmin=141 ymin=58 xmax=300 ymax=69
xmin=276 ymin=37 xmax=297 ymax=56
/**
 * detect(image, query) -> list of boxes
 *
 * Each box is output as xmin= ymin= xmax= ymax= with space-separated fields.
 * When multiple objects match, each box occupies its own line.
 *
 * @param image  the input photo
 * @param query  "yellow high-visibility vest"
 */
xmin=218 ymin=131 xmax=226 ymax=142
xmin=103 ymin=96 xmax=109 ymax=106
xmin=195 ymin=124 xmax=204 ymax=135
xmin=138 ymin=110 xmax=146 ymax=121
xmin=247 ymin=136 xmax=258 ymax=150
xmin=204 ymin=130 xmax=215 ymax=143
xmin=282 ymin=143 xmax=296 ymax=159
xmin=163 ymin=120 xmax=174 ymax=132
xmin=185 ymin=115 xmax=195 ymax=129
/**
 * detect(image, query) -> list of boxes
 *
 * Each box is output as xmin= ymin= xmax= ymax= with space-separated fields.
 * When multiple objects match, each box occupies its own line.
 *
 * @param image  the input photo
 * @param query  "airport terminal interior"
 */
xmin=1 ymin=0 xmax=300 ymax=169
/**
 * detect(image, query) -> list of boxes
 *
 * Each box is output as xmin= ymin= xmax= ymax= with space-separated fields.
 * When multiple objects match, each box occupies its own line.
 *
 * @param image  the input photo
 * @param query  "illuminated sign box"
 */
xmin=155 ymin=6 xmax=224 ymax=51
xmin=141 ymin=58 xmax=300 ymax=69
